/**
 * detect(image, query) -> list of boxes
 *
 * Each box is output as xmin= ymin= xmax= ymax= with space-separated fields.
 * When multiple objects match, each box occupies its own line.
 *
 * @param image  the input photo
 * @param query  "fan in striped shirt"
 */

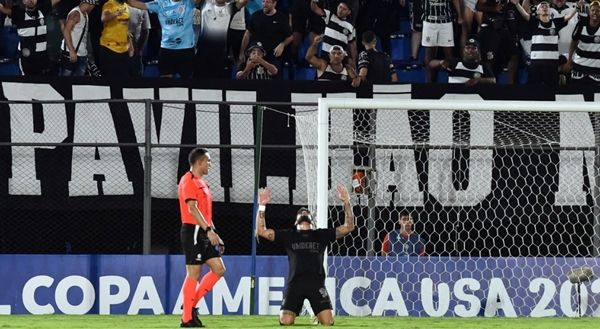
xmin=236 ymin=42 xmax=279 ymax=80
xmin=0 ymin=0 xmax=63 ymax=76
xmin=429 ymin=38 xmax=496 ymax=85
xmin=311 ymin=0 xmax=357 ymax=68
xmin=512 ymin=0 xmax=577 ymax=86
xmin=567 ymin=0 xmax=600 ymax=85
xmin=305 ymin=34 xmax=361 ymax=87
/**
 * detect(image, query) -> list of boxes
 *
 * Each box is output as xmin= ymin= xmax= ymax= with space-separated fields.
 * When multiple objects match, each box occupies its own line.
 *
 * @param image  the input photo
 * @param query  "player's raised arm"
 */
xmin=335 ymin=185 xmax=354 ymax=239
xmin=256 ymin=187 xmax=276 ymax=241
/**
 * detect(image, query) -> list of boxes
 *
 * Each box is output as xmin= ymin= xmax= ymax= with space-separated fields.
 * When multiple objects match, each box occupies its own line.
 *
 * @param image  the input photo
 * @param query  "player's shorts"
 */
xmin=421 ymin=22 xmax=454 ymax=47
xmin=158 ymin=47 xmax=194 ymax=78
xmin=180 ymin=224 xmax=220 ymax=265
xmin=281 ymin=278 xmax=333 ymax=315
xmin=410 ymin=0 xmax=423 ymax=32
xmin=462 ymin=0 xmax=477 ymax=12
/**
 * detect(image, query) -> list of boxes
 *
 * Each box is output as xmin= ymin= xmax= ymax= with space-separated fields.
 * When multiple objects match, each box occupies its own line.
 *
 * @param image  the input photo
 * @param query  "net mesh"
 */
xmin=295 ymin=104 xmax=600 ymax=317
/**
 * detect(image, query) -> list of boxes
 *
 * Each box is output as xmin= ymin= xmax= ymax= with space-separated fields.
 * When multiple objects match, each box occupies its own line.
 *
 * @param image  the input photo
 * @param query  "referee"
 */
xmin=177 ymin=148 xmax=226 ymax=327
xmin=255 ymin=185 xmax=355 ymax=326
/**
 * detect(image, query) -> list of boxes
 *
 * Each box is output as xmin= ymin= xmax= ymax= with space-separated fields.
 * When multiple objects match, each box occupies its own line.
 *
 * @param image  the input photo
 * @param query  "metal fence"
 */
xmin=0 ymin=99 xmax=314 ymax=255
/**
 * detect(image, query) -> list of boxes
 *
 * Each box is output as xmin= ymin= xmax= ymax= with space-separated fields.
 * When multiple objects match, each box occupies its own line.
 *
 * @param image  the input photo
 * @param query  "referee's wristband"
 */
xmin=205 ymin=227 xmax=212 ymax=233
xmin=258 ymin=204 xmax=266 ymax=212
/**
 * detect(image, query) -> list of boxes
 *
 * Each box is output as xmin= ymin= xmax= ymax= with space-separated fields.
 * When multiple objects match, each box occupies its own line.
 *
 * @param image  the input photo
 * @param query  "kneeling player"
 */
xmin=255 ymin=185 xmax=354 ymax=326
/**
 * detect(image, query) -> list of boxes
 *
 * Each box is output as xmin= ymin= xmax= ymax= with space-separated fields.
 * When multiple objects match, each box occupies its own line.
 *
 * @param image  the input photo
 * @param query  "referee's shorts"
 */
xmin=180 ymin=224 xmax=220 ymax=265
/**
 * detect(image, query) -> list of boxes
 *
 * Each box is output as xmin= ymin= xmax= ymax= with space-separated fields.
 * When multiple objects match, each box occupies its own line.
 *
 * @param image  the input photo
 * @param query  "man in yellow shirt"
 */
xmin=99 ymin=0 xmax=132 ymax=76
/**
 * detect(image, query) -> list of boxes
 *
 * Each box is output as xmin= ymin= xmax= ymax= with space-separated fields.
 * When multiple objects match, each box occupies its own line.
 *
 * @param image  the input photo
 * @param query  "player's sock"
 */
xmin=194 ymin=271 xmax=221 ymax=302
xmin=182 ymin=276 xmax=198 ymax=323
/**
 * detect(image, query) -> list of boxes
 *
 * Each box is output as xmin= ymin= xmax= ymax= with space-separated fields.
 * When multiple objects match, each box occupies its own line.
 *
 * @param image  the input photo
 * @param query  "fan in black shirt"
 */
xmin=357 ymin=30 xmax=398 ymax=83
xmin=256 ymin=185 xmax=355 ymax=326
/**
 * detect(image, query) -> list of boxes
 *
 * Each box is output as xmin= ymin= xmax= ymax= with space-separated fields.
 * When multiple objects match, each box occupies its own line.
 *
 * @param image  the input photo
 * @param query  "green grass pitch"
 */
xmin=0 ymin=315 xmax=599 ymax=329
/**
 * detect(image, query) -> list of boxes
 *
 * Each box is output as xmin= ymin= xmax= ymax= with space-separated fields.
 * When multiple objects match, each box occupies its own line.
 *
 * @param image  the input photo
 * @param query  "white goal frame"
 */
xmin=315 ymin=97 xmax=600 ymax=232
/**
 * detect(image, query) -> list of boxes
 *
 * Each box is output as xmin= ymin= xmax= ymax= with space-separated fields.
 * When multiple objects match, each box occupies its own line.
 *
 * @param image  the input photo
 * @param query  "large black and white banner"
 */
xmin=1 ymin=77 xmax=600 ymax=256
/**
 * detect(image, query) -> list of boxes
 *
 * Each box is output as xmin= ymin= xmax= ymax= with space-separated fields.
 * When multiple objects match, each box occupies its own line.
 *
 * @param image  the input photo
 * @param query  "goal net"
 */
xmin=295 ymin=98 xmax=600 ymax=317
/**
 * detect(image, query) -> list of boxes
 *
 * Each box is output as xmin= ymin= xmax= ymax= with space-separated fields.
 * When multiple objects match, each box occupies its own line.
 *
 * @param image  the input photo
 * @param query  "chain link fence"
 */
xmin=0 ymin=99 xmax=314 ymax=255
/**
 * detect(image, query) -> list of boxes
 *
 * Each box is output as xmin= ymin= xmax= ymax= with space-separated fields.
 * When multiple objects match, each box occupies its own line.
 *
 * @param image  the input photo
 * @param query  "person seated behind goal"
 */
xmin=381 ymin=210 xmax=425 ymax=256
xmin=255 ymin=185 xmax=355 ymax=326
xmin=429 ymin=38 xmax=496 ymax=85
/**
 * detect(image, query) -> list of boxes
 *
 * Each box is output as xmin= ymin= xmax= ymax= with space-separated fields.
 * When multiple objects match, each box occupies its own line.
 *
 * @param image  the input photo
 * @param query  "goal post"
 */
xmin=294 ymin=97 xmax=600 ymax=316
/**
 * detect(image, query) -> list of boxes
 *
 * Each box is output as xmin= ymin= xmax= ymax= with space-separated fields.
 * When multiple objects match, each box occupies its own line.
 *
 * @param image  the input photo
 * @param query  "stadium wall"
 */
xmin=0 ymin=254 xmax=599 ymax=317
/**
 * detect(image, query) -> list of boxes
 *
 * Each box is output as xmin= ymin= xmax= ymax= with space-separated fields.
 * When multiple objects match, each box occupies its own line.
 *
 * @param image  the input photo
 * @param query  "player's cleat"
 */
xmin=180 ymin=318 xmax=203 ymax=328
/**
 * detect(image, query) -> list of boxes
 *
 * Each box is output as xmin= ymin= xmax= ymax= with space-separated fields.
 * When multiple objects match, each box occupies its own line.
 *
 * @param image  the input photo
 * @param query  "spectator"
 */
xmin=239 ymin=0 xmax=292 ymax=77
xmin=0 ymin=0 xmax=63 ymax=76
xmin=429 ymin=37 xmax=496 ymax=84
xmin=128 ymin=4 xmax=150 ymax=77
xmin=127 ymin=0 xmax=197 ymax=78
xmin=381 ymin=210 xmax=425 ymax=256
xmin=406 ymin=0 xmax=423 ymax=69
xmin=356 ymin=0 xmax=402 ymax=55
xmin=100 ymin=0 xmax=132 ymax=77
xmin=421 ymin=0 xmax=463 ymax=82
xmin=567 ymin=0 xmax=600 ymax=85
xmin=193 ymin=5 xmax=201 ymax=46
xmin=228 ymin=0 xmax=248 ymax=67
xmin=552 ymin=0 xmax=582 ymax=84
xmin=236 ymin=41 xmax=278 ymax=79
xmin=60 ymin=0 xmax=98 ymax=76
xmin=289 ymin=0 xmax=325 ymax=64
xmin=305 ymin=34 xmax=360 ymax=86
xmin=513 ymin=0 xmax=576 ymax=86
xmin=56 ymin=0 xmax=79 ymax=32
xmin=311 ymin=0 xmax=357 ymax=67
xmin=357 ymin=30 xmax=398 ymax=83
xmin=476 ymin=0 xmax=520 ymax=83
xmin=461 ymin=0 xmax=483 ymax=48
xmin=195 ymin=0 xmax=247 ymax=79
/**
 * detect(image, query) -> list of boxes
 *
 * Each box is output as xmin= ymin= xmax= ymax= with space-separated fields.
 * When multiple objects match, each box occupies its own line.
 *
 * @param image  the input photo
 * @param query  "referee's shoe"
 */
xmin=180 ymin=307 xmax=204 ymax=327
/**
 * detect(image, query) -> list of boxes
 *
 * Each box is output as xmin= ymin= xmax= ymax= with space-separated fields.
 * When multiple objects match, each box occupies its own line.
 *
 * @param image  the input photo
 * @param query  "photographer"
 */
xmin=476 ymin=0 xmax=521 ymax=83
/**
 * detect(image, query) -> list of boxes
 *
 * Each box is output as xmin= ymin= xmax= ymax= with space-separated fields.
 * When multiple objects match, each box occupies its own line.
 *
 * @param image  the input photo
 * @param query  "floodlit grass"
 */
xmin=0 ymin=315 xmax=599 ymax=329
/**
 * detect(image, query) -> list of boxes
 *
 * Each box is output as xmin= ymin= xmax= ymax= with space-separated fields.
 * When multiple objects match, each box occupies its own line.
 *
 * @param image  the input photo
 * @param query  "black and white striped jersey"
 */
xmin=10 ymin=1 xmax=53 ymax=58
xmin=529 ymin=17 xmax=568 ymax=66
xmin=422 ymin=0 xmax=453 ymax=23
xmin=321 ymin=9 xmax=355 ymax=55
xmin=317 ymin=63 xmax=349 ymax=81
xmin=572 ymin=17 xmax=600 ymax=79
xmin=237 ymin=63 xmax=273 ymax=80
xmin=446 ymin=60 xmax=495 ymax=83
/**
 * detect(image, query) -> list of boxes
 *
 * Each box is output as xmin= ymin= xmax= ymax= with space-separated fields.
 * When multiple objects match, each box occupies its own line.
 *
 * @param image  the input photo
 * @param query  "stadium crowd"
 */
xmin=0 ymin=0 xmax=598 ymax=85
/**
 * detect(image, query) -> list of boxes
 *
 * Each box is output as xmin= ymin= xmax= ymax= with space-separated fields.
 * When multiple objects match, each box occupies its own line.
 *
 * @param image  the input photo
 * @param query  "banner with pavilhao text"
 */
xmin=1 ymin=78 xmax=600 ymax=257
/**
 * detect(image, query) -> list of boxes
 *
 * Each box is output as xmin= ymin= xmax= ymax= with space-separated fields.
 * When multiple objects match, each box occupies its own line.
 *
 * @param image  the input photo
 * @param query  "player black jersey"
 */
xmin=274 ymin=228 xmax=336 ymax=283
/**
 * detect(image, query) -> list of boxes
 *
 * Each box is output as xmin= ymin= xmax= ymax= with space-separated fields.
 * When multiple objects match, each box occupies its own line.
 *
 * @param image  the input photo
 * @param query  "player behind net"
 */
xmin=255 ymin=185 xmax=354 ymax=326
